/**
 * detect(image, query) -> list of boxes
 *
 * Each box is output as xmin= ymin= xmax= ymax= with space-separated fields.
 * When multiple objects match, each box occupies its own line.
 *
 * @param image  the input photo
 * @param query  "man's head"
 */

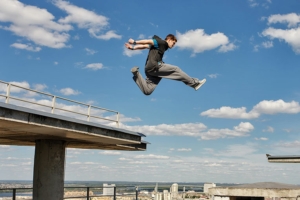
xmin=165 ymin=34 xmax=177 ymax=49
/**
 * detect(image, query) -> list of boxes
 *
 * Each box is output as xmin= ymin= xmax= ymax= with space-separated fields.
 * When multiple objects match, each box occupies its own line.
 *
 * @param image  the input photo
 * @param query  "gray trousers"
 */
xmin=133 ymin=63 xmax=198 ymax=95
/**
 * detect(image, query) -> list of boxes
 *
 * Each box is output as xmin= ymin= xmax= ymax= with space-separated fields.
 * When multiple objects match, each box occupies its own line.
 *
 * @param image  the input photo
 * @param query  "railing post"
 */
xmin=87 ymin=105 xmax=91 ymax=121
xmin=116 ymin=112 xmax=120 ymax=128
xmin=6 ymin=83 xmax=11 ymax=104
xmin=12 ymin=188 xmax=16 ymax=200
xmin=87 ymin=187 xmax=90 ymax=200
xmin=136 ymin=186 xmax=138 ymax=200
xmin=51 ymin=96 xmax=56 ymax=114
xmin=114 ymin=186 xmax=116 ymax=200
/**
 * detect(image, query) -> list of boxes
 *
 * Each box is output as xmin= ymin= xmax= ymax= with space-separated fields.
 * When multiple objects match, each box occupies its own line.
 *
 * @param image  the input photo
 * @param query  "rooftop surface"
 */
xmin=0 ymin=102 xmax=147 ymax=150
xmin=231 ymin=182 xmax=300 ymax=189
xmin=266 ymin=154 xmax=300 ymax=163
xmin=209 ymin=182 xmax=300 ymax=197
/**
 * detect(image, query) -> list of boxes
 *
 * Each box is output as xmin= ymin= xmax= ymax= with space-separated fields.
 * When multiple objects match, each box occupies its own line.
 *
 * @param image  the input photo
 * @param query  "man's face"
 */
xmin=167 ymin=39 xmax=176 ymax=48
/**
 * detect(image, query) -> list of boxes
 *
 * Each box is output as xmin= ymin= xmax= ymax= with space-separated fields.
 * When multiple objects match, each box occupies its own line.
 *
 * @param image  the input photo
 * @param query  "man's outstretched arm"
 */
xmin=125 ymin=38 xmax=154 ymax=50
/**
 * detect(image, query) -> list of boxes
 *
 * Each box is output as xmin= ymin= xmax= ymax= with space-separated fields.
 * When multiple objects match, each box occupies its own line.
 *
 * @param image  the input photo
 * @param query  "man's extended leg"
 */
xmin=148 ymin=63 xmax=206 ymax=90
xmin=132 ymin=67 xmax=161 ymax=95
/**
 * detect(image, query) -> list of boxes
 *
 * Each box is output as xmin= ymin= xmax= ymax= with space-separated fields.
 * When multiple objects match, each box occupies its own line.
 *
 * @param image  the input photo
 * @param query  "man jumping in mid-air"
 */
xmin=125 ymin=34 xmax=206 ymax=95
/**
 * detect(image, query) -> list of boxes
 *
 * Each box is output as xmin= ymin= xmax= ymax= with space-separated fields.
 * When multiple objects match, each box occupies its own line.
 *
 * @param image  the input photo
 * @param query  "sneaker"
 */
xmin=194 ymin=79 xmax=206 ymax=91
xmin=131 ymin=66 xmax=139 ymax=75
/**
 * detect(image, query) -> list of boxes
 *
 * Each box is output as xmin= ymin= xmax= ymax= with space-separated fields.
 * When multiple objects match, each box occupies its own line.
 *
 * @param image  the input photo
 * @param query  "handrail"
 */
xmin=0 ymin=80 xmax=120 ymax=127
xmin=0 ymin=186 xmax=138 ymax=200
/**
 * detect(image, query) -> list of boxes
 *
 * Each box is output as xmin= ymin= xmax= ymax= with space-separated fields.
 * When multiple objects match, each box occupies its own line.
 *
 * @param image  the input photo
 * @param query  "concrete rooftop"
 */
xmin=0 ymin=102 xmax=147 ymax=150
xmin=266 ymin=154 xmax=300 ymax=163
xmin=209 ymin=182 xmax=300 ymax=198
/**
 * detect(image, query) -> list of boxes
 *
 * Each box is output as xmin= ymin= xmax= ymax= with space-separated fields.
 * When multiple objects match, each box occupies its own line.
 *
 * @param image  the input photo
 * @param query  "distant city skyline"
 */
xmin=0 ymin=0 xmax=300 ymax=184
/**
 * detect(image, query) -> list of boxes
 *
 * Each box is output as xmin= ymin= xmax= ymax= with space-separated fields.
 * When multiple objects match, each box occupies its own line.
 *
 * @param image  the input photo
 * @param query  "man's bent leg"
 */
xmin=149 ymin=63 xmax=199 ymax=88
xmin=132 ymin=70 xmax=161 ymax=95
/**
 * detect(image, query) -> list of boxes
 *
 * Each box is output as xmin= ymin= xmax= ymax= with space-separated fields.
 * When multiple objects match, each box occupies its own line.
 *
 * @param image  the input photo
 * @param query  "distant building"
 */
xmin=170 ymin=183 xmax=178 ymax=200
xmin=154 ymin=183 xmax=158 ymax=193
xmin=141 ymin=190 xmax=150 ymax=195
xmin=155 ymin=192 xmax=163 ymax=200
xmin=208 ymin=182 xmax=300 ymax=200
xmin=204 ymin=183 xmax=216 ymax=193
xmin=103 ymin=183 xmax=115 ymax=196
xmin=164 ymin=190 xmax=171 ymax=200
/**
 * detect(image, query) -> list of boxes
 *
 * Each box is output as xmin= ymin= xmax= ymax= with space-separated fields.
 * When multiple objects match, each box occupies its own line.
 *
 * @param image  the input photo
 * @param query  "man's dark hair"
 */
xmin=165 ymin=34 xmax=177 ymax=42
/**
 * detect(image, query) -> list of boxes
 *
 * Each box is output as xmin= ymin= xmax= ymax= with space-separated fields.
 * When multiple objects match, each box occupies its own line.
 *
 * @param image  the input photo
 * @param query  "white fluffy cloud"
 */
xmin=0 ymin=81 xmax=30 ymax=93
xmin=85 ymin=48 xmax=97 ymax=55
xmin=253 ymin=99 xmax=300 ymax=114
xmin=261 ymin=41 xmax=273 ymax=48
xmin=208 ymin=74 xmax=219 ymax=78
xmin=122 ymin=122 xmax=254 ymax=140
xmin=123 ymin=123 xmax=207 ymax=137
xmin=267 ymin=13 xmax=300 ymax=28
xmin=175 ymin=29 xmax=236 ymax=55
xmin=99 ymin=151 xmax=121 ymax=155
xmin=0 ymin=0 xmax=72 ymax=49
xmin=123 ymin=46 xmax=142 ymax=57
xmin=200 ymin=122 xmax=254 ymax=140
xmin=59 ymin=87 xmax=81 ymax=96
xmin=248 ymin=0 xmax=272 ymax=8
xmin=0 ymin=0 xmax=121 ymax=50
xmin=177 ymin=148 xmax=192 ymax=152
xmin=274 ymin=140 xmax=300 ymax=148
xmin=54 ymin=0 xmax=121 ymax=40
xmin=10 ymin=43 xmax=41 ymax=52
xmin=213 ymin=143 xmax=258 ymax=157
xmin=134 ymin=154 xmax=169 ymax=159
xmin=255 ymin=137 xmax=268 ymax=141
xmin=262 ymin=126 xmax=274 ymax=133
xmin=201 ymin=99 xmax=300 ymax=119
xmin=201 ymin=106 xmax=259 ymax=119
xmin=32 ymin=84 xmax=47 ymax=91
xmin=84 ymin=63 xmax=105 ymax=70
xmin=262 ymin=13 xmax=300 ymax=54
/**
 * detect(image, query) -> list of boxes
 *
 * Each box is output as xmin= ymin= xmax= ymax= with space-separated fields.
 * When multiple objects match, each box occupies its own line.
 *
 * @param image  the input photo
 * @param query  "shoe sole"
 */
xmin=195 ymin=79 xmax=206 ymax=91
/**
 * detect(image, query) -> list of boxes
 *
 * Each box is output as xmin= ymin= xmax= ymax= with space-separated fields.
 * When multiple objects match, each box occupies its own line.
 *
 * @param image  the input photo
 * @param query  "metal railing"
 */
xmin=0 ymin=80 xmax=119 ymax=127
xmin=0 ymin=186 xmax=138 ymax=200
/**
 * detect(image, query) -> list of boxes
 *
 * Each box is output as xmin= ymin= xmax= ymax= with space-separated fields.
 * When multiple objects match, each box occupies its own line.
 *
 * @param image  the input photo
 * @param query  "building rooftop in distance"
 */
xmin=209 ymin=182 xmax=300 ymax=198
xmin=227 ymin=182 xmax=300 ymax=189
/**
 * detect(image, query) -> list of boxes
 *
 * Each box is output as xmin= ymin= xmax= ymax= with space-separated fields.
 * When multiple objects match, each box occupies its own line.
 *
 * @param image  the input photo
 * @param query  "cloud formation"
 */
xmin=262 ymin=13 xmax=300 ymax=54
xmin=59 ymin=87 xmax=81 ymax=96
xmin=262 ymin=126 xmax=274 ymax=133
xmin=10 ymin=43 xmax=41 ymax=52
xmin=0 ymin=0 xmax=121 ymax=51
xmin=175 ymin=29 xmax=236 ymax=56
xmin=200 ymin=122 xmax=254 ymax=140
xmin=99 ymin=151 xmax=121 ymax=155
xmin=85 ymin=48 xmax=97 ymax=55
xmin=122 ymin=122 xmax=254 ymax=140
xmin=123 ymin=46 xmax=142 ymax=57
xmin=84 ymin=63 xmax=105 ymax=70
xmin=54 ymin=0 xmax=121 ymax=40
xmin=267 ymin=13 xmax=300 ymax=28
xmin=201 ymin=99 xmax=300 ymax=119
xmin=134 ymin=154 xmax=169 ymax=159
xmin=0 ymin=0 xmax=72 ymax=49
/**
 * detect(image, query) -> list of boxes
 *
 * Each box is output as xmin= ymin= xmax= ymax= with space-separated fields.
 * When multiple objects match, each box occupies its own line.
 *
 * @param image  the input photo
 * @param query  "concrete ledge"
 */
xmin=266 ymin=154 xmax=300 ymax=163
xmin=209 ymin=182 xmax=300 ymax=198
xmin=0 ymin=102 xmax=147 ymax=151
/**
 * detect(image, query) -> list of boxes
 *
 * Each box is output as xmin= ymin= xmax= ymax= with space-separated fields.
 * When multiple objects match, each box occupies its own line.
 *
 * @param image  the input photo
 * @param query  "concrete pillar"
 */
xmin=33 ymin=140 xmax=66 ymax=200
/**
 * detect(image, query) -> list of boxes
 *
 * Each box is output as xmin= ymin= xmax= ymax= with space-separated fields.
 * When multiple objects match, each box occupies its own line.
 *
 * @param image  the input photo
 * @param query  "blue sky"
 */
xmin=1 ymin=0 xmax=300 ymax=184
